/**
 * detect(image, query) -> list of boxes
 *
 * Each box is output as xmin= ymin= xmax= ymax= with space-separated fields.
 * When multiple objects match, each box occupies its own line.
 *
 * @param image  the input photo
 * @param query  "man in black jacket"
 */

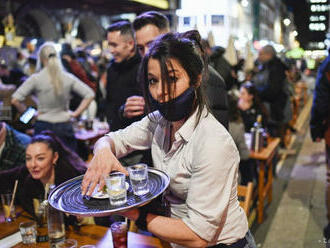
xmin=254 ymin=45 xmax=288 ymax=138
xmin=105 ymin=21 xmax=144 ymax=132
xmin=105 ymin=21 xmax=149 ymax=167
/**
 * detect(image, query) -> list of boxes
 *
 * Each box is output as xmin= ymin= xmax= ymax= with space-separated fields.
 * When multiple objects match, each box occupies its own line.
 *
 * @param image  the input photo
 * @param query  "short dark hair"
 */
xmin=133 ymin=11 xmax=169 ymax=32
xmin=140 ymin=33 xmax=206 ymax=125
xmin=107 ymin=21 xmax=134 ymax=39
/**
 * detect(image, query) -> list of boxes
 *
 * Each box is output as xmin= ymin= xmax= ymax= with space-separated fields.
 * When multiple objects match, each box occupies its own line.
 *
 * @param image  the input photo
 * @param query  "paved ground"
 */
xmin=251 ymin=121 xmax=327 ymax=248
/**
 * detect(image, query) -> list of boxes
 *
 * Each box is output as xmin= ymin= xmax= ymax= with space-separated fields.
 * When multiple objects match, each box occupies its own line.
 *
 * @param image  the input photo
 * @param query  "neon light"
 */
xmin=131 ymin=0 xmax=169 ymax=9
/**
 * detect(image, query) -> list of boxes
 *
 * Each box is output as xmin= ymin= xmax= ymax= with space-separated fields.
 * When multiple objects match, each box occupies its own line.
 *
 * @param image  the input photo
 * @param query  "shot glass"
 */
xmin=110 ymin=222 xmax=128 ymax=248
xmin=128 ymin=163 xmax=149 ymax=196
xmin=1 ymin=193 xmax=16 ymax=222
xmin=57 ymin=239 xmax=78 ymax=248
xmin=105 ymin=172 xmax=127 ymax=206
xmin=19 ymin=221 xmax=37 ymax=244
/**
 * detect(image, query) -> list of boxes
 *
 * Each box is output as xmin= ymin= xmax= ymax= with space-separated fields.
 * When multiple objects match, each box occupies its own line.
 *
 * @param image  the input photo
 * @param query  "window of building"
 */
xmin=183 ymin=17 xmax=191 ymax=25
xmin=211 ymin=15 xmax=224 ymax=26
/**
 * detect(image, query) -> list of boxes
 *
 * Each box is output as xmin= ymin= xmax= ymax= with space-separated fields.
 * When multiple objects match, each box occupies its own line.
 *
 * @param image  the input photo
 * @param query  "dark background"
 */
xmin=284 ymin=0 xmax=329 ymax=49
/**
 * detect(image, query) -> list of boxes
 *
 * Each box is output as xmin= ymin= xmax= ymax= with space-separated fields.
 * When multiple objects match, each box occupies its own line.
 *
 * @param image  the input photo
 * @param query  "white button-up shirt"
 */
xmin=107 ymin=108 xmax=248 ymax=246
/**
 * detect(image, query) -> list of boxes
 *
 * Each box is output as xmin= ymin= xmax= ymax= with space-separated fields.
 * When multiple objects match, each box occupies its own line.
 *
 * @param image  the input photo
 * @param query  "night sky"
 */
xmin=283 ymin=0 xmax=328 ymax=49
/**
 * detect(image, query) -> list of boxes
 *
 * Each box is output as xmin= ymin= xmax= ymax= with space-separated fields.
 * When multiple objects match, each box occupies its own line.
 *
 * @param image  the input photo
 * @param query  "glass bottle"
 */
xmin=250 ymin=115 xmax=264 ymax=152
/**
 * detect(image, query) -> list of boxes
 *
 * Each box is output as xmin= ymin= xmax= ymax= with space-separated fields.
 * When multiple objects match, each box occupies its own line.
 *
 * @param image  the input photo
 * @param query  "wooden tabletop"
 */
xmin=249 ymin=137 xmax=281 ymax=161
xmin=0 ymin=210 xmax=166 ymax=247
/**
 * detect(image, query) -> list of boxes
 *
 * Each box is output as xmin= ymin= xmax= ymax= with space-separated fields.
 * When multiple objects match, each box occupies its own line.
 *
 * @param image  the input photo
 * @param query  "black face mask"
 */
xmin=150 ymin=87 xmax=195 ymax=122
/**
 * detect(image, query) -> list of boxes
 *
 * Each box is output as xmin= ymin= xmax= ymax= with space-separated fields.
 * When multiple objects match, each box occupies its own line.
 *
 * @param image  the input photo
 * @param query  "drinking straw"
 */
xmin=44 ymin=183 xmax=50 ymax=200
xmin=9 ymin=180 xmax=18 ymax=211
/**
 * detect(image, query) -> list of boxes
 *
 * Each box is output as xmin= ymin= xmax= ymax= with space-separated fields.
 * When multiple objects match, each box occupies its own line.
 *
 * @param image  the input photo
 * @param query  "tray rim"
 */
xmin=48 ymin=168 xmax=170 ymax=217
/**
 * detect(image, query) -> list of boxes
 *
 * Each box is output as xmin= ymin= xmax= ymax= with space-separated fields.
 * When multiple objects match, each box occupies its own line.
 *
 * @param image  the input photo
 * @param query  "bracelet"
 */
xmin=135 ymin=207 xmax=148 ymax=231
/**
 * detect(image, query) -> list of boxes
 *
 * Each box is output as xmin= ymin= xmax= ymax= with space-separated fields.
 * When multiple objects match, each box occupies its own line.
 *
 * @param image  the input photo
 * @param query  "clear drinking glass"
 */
xmin=128 ymin=163 xmax=149 ymax=195
xmin=33 ymin=198 xmax=48 ymax=242
xmin=110 ymin=222 xmax=128 ymax=248
xmin=57 ymin=239 xmax=78 ymax=248
xmin=105 ymin=172 xmax=127 ymax=206
xmin=1 ymin=193 xmax=15 ymax=222
xmin=19 ymin=221 xmax=37 ymax=244
xmin=47 ymin=204 xmax=65 ymax=246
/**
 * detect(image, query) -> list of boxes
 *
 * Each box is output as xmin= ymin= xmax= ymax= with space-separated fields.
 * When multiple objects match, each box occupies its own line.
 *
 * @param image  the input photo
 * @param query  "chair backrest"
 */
xmin=237 ymin=182 xmax=253 ymax=216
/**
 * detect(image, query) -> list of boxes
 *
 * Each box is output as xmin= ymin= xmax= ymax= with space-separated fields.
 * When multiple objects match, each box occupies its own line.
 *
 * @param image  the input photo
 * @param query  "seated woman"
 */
xmin=228 ymin=95 xmax=256 ymax=185
xmin=0 ymin=131 xmax=86 ymax=217
xmin=82 ymin=33 xmax=256 ymax=248
xmin=0 ymin=131 xmax=112 ymax=227
xmin=238 ymin=81 xmax=268 ymax=132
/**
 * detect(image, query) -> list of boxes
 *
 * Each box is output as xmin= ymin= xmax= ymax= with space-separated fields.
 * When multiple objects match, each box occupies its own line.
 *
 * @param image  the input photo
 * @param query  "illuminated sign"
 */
xmin=310 ymin=15 xmax=327 ymax=21
xmin=310 ymin=4 xmax=330 ymax=12
xmin=309 ymin=0 xmax=327 ymax=3
xmin=309 ymin=23 xmax=326 ymax=31
xmin=131 ymin=0 xmax=169 ymax=9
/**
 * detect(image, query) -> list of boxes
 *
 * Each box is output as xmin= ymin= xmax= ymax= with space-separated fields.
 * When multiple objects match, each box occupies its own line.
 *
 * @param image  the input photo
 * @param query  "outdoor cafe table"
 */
xmin=0 ymin=208 xmax=168 ymax=247
xmin=249 ymin=137 xmax=281 ymax=224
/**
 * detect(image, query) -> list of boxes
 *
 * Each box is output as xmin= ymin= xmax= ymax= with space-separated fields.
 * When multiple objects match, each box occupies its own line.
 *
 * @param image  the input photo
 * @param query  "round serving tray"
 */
xmin=48 ymin=168 xmax=170 ymax=217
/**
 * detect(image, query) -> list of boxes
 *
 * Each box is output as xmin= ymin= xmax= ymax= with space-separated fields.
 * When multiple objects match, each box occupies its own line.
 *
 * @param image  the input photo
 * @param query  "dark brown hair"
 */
xmin=29 ymin=131 xmax=86 ymax=174
xmin=140 ymin=32 xmax=207 ymax=125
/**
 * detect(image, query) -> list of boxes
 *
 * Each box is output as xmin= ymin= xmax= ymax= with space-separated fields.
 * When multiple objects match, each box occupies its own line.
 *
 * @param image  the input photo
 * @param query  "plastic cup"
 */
xmin=111 ymin=222 xmax=128 ymax=248
xmin=1 ymin=193 xmax=15 ymax=222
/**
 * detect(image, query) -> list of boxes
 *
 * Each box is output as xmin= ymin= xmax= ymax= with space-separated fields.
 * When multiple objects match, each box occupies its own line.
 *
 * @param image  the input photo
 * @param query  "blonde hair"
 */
xmin=36 ymin=42 xmax=63 ymax=95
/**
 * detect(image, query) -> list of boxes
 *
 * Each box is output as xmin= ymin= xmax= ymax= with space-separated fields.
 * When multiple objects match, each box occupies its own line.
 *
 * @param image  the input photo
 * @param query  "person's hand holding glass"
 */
xmin=81 ymin=136 xmax=128 ymax=196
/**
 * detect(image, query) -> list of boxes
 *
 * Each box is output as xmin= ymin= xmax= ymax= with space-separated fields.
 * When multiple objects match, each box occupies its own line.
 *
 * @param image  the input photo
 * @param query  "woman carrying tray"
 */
xmin=82 ymin=33 xmax=256 ymax=248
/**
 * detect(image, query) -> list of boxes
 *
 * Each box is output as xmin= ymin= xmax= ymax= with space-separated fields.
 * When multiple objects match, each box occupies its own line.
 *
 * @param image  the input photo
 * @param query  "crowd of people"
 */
xmin=0 ymin=9 xmax=321 ymax=248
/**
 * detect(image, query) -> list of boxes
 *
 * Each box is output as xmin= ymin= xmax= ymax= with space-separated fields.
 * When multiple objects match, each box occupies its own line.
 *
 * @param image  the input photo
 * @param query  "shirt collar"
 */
xmin=175 ymin=107 xmax=208 ymax=142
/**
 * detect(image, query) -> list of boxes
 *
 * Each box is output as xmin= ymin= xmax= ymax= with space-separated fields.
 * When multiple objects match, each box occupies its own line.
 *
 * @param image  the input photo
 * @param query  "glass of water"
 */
xmin=105 ymin=172 xmax=127 ymax=206
xmin=128 ymin=163 xmax=149 ymax=196
xmin=19 ymin=221 xmax=37 ymax=244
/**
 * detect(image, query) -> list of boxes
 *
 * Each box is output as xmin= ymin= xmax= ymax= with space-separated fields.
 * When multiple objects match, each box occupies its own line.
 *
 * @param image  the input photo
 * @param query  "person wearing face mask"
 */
xmin=81 ymin=33 xmax=256 ymax=248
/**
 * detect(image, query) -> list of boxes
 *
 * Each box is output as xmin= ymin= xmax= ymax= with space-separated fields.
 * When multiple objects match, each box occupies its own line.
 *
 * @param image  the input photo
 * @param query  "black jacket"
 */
xmin=310 ymin=55 xmax=330 ymax=142
xmin=204 ymin=66 xmax=228 ymax=129
xmin=254 ymin=57 xmax=288 ymax=122
xmin=210 ymin=47 xmax=235 ymax=90
xmin=106 ymin=52 xmax=142 ymax=131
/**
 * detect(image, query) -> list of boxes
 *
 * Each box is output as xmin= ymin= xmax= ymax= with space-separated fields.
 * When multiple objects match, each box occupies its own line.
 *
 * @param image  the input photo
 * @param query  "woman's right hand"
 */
xmin=81 ymin=137 xmax=128 ymax=196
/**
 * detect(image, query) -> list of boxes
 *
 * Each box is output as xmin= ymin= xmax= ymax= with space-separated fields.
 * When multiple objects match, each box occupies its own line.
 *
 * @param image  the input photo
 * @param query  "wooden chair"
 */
xmin=237 ymin=182 xmax=253 ymax=216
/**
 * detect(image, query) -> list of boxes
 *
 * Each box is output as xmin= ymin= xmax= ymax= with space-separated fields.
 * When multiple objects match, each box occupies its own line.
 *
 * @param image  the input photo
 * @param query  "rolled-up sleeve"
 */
xmin=106 ymin=114 xmax=158 ymax=158
xmin=182 ymin=132 xmax=240 ymax=242
xmin=70 ymin=74 xmax=95 ymax=99
xmin=12 ymin=75 xmax=37 ymax=101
